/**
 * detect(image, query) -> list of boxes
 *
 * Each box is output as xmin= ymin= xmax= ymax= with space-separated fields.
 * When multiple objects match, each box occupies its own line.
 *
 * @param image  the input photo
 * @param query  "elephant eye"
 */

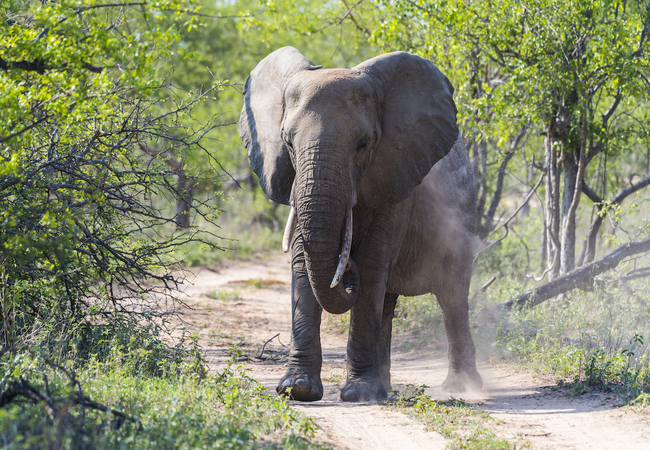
xmin=356 ymin=137 xmax=367 ymax=151
xmin=281 ymin=130 xmax=293 ymax=148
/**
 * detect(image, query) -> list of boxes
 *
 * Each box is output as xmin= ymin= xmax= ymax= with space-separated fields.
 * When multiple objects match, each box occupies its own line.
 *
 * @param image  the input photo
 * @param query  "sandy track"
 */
xmin=175 ymin=253 xmax=650 ymax=449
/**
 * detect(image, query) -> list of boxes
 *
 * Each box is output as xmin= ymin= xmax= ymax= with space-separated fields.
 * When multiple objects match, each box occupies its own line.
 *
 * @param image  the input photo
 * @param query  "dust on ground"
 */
xmin=173 ymin=252 xmax=650 ymax=449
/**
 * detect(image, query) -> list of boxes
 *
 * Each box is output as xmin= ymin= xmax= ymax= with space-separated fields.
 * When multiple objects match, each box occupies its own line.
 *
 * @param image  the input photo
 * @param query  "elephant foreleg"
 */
xmin=340 ymin=263 xmax=389 ymax=402
xmin=379 ymin=292 xmax=398 ymax=391
xmin=340 ymin=202 xmax=411 ymax=402
xmin=277 ymin=237 xmax=324 ymax=401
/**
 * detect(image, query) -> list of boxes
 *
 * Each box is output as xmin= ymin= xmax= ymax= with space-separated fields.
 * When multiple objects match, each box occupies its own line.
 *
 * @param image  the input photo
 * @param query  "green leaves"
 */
xmin=366 ymin=0 xmax=650 ymax=146
xmin=0 ymin=0 xmax=224 ymax=362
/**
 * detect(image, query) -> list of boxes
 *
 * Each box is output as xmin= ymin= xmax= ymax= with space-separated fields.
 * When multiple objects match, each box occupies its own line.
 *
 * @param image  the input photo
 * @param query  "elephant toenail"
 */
xmin=341 ymin=389 xmax=358 ymax=402
xmin=295 ymin=379 xmax=308 ymax=389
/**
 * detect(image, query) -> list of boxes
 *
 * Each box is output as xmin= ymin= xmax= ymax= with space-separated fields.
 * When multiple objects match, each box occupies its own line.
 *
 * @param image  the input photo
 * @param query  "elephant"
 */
xmin=238 ymin=47 xmax=482 ymax=402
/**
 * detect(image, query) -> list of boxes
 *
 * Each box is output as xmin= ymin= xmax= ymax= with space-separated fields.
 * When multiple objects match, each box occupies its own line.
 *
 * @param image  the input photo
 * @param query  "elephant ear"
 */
xmin=238 ymin=47 xmax=320 ymax=205
xmin=354 ymin=52 xmax=458 ymax=208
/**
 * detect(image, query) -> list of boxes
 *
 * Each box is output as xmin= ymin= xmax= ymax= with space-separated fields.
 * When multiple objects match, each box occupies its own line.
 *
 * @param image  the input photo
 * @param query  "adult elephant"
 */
xmin=238 ymin=47 xmax=481 ymax=402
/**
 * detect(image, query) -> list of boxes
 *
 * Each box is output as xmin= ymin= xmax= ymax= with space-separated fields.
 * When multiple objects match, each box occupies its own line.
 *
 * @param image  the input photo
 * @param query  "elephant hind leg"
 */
xmin=435 ymin=263 xmax=482 ymax=392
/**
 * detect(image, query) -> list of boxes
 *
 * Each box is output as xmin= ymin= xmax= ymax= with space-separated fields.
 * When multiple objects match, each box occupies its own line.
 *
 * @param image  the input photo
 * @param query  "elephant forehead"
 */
xmin=285 ymin=69 xmax=376 ymax=109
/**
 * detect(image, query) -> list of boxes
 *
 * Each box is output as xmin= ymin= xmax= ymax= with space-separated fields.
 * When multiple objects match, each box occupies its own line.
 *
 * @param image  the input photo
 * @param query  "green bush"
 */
xmin=0 ymin=351 xmax=318 ymax=449
xmin=0 ymin=0 xmax=225 ymax=365
xmin=491 ymin=283 xmax=650 ymax=402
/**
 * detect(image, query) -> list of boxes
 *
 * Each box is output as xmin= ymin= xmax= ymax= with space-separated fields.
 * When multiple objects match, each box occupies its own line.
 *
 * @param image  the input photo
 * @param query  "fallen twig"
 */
xmin=470 ymin=276 xmax=497 ymax=300
xmin=257 ymin=333 xmax=280 ymax=360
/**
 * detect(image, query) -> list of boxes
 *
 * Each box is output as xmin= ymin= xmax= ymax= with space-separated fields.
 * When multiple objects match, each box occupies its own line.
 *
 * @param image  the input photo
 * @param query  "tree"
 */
xmin=0 ymin=0 xmax=223 ymax=357
xmin=341 ymin=0 xmax=650 ymax=280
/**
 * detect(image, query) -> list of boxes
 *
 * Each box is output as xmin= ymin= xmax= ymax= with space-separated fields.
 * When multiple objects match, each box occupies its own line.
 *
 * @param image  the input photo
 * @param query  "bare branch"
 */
xmin=0 ymin=115 xmax=51 ymax=144
xmin=602 ymin=91 xmax=622 ymax=124
xmin=138 ymin=143 xmax=183 ymax=173
xmin=485 ymin=172 xmax=545 ymax=240
xmin=581 ymin=179 xmax=603 ymax=203
xmin=339 ymin=0 xmax=371 ymax=37
xmin=481 ymin=124 xmax=529 ymax=236
xmin=584 ymin=174 xmax=650 ymax=263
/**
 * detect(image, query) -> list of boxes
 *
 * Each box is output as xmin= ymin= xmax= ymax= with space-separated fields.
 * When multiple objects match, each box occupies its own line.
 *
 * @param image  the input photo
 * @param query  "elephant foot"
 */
xmin=442 ymin=367 xmax=483 ymax=393
xmin=277 ymin=369 xmax=323 ymax=402
xmin=340 ymin=378 xmax=388 ymax=402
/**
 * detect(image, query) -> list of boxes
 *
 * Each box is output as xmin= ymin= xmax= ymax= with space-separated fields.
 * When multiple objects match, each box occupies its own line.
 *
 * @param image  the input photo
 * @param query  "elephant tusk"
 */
xmin=282 ymin=207 xmax=297 ymax=253
xmin=330 ymin=206 xmax=353 ymax=289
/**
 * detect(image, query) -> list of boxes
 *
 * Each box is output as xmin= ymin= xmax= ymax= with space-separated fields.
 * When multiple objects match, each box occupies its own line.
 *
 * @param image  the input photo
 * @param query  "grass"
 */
xmin=323 ymin=370 xmax=345 ymax=384
xmin=321 ymin=310 xmax=350 ymax=334
xmin=323 ymin=294 xmax=444 ymax=342
xmin=0 ymin=350 xmax=322 ymax=449
xmin=486 ymin=281 xmax=650 ymax=404
xmin=205 ymin=288 xmax=244 ymax=303
xmin=393 ymin=294 xmax=446 ymax=348
xmin=386 ymin=385 xmax=523 ymax=449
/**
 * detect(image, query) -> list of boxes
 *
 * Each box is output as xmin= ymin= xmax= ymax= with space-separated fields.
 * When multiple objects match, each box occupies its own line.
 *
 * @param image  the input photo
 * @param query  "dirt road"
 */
xmin=176 ymin=253 xmax=650 ymax=449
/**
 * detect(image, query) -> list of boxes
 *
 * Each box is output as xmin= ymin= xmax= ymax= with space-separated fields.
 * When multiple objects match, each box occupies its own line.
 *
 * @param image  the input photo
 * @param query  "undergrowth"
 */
xmin=489 ymin=279 xmax=650 ymax=404
xmin=0 ymin=349 xmax=319 ymax=449
xmin=386 ymin=385 xmax=523 ymax=449
xmin=183 ymin=189 xmax=287 ymax=267
xmin=393 ymin=294 xmax=445 ymax=348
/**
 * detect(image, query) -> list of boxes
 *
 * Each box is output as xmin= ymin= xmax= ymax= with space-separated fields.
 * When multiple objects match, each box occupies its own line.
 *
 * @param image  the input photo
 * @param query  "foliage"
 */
xmin=0 ymin=350 xmax=319 ymax=449
xmin=388 ymin=386 xmax=518 ymax=449
xmin=491 ymin=279 xmax=650 ymax=403
xmin=0 ymin=6 xmax=336 ymax=447
xmin=360 ymin=0 xmax=650 ymax=273
xmin=0 ymin=0 xmax=226 ymax=358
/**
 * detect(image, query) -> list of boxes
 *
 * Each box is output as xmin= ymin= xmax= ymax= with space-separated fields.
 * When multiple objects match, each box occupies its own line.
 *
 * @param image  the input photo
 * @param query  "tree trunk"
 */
xmin=540 ymin=221 xmax=548 ymax=274
xmin=500 ymin=237 xmax=650 ymax=310
xmin=544 ymin=130 xmax=561 ymax=279
xmin=560 ymin=116 xmax=588 ymax=273
xmin=560 ymin=151 xmax=579 ymax=273
xmin=475 ymin=140 xmax=488 ymax=232
xmin=522 ymin=163 xmax=534 ymax=219
xmin=480 ymin=125 xmax=528 ymax=237
xmin=175 ymin=173 xmax=194 ymax=229
xmin=138 ymin=143 xmax=193 ymax=229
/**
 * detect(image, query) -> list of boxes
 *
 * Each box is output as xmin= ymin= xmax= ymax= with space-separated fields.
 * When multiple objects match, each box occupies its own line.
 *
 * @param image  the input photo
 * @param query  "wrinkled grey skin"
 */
xmin=239 ymin=47 xmax=482 ymax=402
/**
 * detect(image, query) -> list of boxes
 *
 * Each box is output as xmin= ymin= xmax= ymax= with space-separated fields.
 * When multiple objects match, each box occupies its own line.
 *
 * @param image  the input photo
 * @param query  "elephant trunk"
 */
xmin=295 ymin=158 xmax=359 ymax=315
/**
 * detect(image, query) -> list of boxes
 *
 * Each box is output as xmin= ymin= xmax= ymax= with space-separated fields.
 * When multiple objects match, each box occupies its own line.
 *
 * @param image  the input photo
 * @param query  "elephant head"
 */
xmin=239 ymin=47 xmax=458 ymax=315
